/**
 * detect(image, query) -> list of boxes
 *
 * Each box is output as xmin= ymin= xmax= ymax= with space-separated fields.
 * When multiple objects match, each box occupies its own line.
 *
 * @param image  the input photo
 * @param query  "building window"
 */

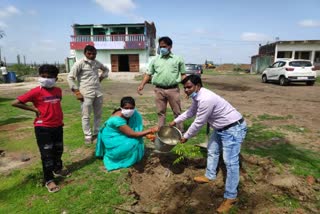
xmin=294 ymin=51 xmax=311 ymax=60
xmin=277 ymin=51 xmax=292 ymax=58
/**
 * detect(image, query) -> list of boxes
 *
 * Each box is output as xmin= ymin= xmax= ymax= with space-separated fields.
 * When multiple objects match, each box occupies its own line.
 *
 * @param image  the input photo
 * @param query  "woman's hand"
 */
xmin=146 ymin=134 xmax=156 ymax=141
xmin=149 ymin=126 xmax=159 ymax=134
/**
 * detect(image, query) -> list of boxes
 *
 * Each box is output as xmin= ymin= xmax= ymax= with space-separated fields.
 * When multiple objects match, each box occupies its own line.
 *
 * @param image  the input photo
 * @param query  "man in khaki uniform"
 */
xmin=137 ymin=36 xmax=186 ymax=131
xmin=67 ymin=45 xmax=109 ymax=144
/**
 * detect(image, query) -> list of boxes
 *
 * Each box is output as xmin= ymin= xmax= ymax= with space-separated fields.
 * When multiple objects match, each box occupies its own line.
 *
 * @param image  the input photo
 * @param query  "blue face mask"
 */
xmin=160 ymin=47 xmax=169 ymax=56
xmin=189 ymin=91 xmax=198 ymax=99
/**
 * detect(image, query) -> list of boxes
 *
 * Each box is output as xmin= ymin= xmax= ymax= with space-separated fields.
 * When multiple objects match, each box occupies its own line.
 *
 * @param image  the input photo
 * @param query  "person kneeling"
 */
xmin=95 ymin=96 xmax=158 ymax=171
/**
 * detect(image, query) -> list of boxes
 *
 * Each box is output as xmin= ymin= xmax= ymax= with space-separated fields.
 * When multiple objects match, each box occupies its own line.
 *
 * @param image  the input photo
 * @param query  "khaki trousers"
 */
xmin=81 ymin=95 xmax=103 ymax=138
xmin=154 ymin=87 xmax=184 ymax=132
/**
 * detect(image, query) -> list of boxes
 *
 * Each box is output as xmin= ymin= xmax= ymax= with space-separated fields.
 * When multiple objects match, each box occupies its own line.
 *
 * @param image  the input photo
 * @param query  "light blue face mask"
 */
xmin=189 ymin=91 xmax=198 ymax=99
xmin=160 ymin=47 xmax=169 ymax=56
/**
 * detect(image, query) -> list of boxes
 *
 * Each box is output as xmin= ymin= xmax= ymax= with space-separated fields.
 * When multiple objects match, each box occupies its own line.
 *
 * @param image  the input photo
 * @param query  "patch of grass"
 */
xmin=279 ymin=125 xmax=308 ymax=133
xmin=0 ymin=98 xmax=36 ymax=152
xmin=256 ymin=113 xmax=293 ymax=121
xmin=245 ymin=123 xmax=284 ymax=142
xmin=243 ymin=123 xmax=320 ymax=177
xmin=0 ymin=97 xmax=35 ymax=126
xmin=0 ymin=159 xmax=131 ymax=213
xmin=270 ymin=193 xmax=300 ymax=209
xmin=203 ymin=69 xmax=251 ymax=76
xmin=245 ymin=143 xmax=320 ymax=177
xmin=0 ymin=82 xmax=136 ymax=213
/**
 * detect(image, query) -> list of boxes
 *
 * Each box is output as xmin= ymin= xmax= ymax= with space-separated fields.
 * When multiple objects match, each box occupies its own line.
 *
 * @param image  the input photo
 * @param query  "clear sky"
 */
xmin=0 ymin=0 xmax=320 ymax=65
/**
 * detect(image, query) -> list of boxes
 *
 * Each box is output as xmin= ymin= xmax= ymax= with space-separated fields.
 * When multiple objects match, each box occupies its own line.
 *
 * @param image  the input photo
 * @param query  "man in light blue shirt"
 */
xmin=170 ymin=74 xmax=247 ymax=213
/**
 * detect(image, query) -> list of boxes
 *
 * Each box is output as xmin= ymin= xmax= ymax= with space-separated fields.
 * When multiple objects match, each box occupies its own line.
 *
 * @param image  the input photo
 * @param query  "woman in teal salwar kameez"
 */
xmin=96 ymin=96 xmax=158 ymax=171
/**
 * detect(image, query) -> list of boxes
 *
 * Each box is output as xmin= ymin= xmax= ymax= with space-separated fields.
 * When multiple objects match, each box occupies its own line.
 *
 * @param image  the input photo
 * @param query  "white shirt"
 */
xmin=67 ymin=58 xmax=109 ymax=98
xmin=0 ymin=66 xmax=7 ymax=75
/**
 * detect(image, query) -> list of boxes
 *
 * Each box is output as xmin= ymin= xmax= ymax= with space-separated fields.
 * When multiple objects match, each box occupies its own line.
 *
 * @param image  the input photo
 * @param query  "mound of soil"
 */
xmin=125 ymin=149 xmax=319 ymax=214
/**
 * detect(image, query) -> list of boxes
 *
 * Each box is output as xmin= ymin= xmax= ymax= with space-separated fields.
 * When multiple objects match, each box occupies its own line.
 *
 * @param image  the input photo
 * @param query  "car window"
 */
xmin=186 ymin=64 xmax=197 ymax=69
xmin=278 ymin=61 xmax=286 ymax=67
xmin=271 ymin=62 xmax=280 ymax=68
xmin=289 ymin=61 xmax=312 ymax=67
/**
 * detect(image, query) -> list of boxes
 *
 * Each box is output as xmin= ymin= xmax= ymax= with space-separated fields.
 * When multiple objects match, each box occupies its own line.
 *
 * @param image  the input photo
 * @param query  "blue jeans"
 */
xmin=205 ymin=121 xmax=247 ymax=199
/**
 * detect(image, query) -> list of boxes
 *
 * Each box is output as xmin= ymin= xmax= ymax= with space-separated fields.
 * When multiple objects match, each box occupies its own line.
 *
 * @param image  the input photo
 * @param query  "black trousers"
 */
xmin=35 ymin=126 xmax=63 ymax=182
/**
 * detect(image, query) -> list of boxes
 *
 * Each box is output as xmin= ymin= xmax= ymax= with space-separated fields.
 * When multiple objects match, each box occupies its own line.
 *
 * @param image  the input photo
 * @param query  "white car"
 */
xmin=261 ymin=59 xmax=317 ymax=86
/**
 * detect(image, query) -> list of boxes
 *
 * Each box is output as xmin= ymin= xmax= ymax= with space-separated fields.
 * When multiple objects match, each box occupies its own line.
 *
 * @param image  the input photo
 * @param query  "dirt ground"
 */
xmin=1 ymin=74 xmax=320 ymax=213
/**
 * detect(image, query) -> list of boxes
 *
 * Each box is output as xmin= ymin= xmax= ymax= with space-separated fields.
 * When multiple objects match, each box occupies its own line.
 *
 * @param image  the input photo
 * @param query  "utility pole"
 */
xmin=23 ymin=55 xmax=26 ymax=65
xmin=17 ymin=54 xmax=21 ymax=64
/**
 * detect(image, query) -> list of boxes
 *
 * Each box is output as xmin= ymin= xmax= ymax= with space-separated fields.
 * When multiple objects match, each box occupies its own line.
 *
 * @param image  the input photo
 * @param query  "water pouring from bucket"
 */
xmin=154 ymin=126 xmax=182 ymax=153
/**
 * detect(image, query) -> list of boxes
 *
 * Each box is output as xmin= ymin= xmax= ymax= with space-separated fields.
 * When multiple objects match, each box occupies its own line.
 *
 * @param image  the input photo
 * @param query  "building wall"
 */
xmin=276 ymin=43 xmax=320 ymax=62
xmin=252 ymin=41 xmax=320 ymax=73
xmin=251 ymin=55 xmax=274 ymax=74
xmin=72 ymin=49 xmax=149 ymax=72
xmin=276 ymin=43 xmax=320 ymax=52
xmin=276 ymin=43 xmax=320 ymax=72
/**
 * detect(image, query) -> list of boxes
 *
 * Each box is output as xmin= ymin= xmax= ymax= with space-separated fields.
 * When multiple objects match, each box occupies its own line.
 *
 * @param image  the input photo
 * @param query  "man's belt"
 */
xmin=218 ymin=118 xmax=244 ymax=131
xmin=155 ymin=85 xmax=178 ymax=89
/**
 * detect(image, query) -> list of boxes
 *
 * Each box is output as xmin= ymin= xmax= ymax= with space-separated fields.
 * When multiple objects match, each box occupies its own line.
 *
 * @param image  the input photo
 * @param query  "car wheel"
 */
xmin=279 ymin=76 xmax=288 ymax=86
xmin=306 ymin=81 xmax=315 ymax=86
xmin=262 ymin=75 xmax=268 ymax=83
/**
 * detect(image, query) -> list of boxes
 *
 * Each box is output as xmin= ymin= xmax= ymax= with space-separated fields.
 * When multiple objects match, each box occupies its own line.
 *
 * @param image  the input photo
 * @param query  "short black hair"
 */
xmin=120 ymin=96 xmax=136 ymax=108
xmin=84 ymin=45 xmax=96 ymax=53
xmin=158 ymin=36 xmax=172 ymax=46
xmin=181 ymin=74 xmax=203 ymax=87
xmin=38 ymin=64 xmax=59 ymax=77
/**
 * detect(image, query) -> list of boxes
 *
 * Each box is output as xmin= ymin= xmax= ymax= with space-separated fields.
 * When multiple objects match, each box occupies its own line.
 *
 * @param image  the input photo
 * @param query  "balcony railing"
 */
xmin=71 ymin=34 xmax=145 ymax=42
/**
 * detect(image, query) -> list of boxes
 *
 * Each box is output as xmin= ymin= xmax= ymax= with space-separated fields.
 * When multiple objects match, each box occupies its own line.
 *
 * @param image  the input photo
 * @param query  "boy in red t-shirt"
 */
xmin=12 ymin=64 xmax=70 ymax=193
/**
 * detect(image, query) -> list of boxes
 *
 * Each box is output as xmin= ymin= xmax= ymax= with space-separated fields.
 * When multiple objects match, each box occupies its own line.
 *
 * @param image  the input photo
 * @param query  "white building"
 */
xmin=66 ymin=21 xmax=157 ymax=79
xmin=251 ymin=40 xmax=320 ymax=73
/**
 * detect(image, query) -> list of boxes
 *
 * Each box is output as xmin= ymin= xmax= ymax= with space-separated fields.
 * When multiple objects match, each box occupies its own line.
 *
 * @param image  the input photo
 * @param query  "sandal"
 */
xmin=53 ymin=168 xmax=71 ymax=178
xmin=45 ymin=181 xmax=60 ymax=193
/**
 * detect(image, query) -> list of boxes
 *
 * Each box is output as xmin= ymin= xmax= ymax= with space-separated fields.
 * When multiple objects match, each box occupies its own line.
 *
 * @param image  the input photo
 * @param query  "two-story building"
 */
xmin=66 ymin=21 xmax=156 ymax=76
xmin=251 ymin=40 xmax=320 ymax=73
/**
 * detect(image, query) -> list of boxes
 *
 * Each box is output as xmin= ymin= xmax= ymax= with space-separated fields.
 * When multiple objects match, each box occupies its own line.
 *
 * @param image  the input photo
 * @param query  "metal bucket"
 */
xmin=154 ymin=126 xmax=182 ymax=153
